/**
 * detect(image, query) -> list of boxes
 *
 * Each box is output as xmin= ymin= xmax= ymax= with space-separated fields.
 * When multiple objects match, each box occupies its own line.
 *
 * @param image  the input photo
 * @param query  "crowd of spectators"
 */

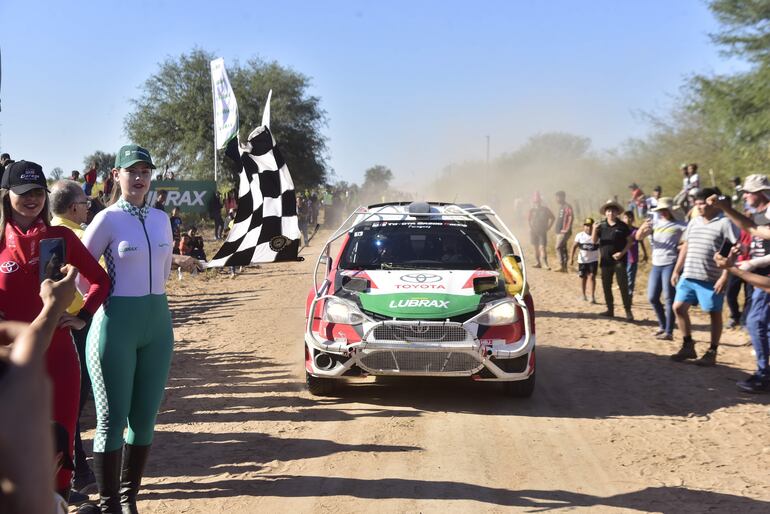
xmin=532 ymin=163 xmax=770 ymax=394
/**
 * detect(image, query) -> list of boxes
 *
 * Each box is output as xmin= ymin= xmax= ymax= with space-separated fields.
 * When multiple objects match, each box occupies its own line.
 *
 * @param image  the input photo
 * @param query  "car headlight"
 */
xmin=323 ymin=297 xmax=367 ymax=325
xmin=475 ymin=301 xmax=518 ymax=326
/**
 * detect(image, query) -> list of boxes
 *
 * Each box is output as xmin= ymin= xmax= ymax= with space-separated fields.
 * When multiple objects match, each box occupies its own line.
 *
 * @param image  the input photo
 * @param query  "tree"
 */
xmin=124 ymin=48 xmax=329 ymax=186
xmin=49 ymin=167 xmax=63 ymax=180
xmin=83 ymin=151 xmax=117 ymax=180
xmin=362 ymin=165 xmax=393 ymax=192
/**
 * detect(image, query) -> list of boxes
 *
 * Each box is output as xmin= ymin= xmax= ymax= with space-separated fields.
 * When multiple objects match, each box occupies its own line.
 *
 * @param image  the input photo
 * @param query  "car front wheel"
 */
xmin=306 ymin=371 xmax=338 ymax=396
xmin=503 ymin=371 xmax=535 ymax=398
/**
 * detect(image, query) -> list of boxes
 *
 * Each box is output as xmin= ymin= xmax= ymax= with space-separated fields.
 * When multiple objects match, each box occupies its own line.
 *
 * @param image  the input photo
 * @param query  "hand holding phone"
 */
xmin=39 ymin=238 xmax=66 ymax=283
xmin=718 ymin=239 xmax=733 ymax=258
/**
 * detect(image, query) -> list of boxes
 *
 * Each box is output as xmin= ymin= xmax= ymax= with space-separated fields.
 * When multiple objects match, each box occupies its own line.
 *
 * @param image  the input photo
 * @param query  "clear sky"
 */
xmin=0 ymin=0 xmax=745 ymax=186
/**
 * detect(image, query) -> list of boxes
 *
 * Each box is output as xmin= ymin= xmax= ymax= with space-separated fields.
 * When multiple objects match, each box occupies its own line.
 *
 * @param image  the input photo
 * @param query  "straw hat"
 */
xmin=599 ymin=199 xmax=623 ymax=213
xmin=652 ymin=197 xmax=674 ymax=212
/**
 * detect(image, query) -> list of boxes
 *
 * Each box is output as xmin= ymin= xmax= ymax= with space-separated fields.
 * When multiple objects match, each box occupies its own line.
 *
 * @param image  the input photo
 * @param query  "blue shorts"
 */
xmin=674 ymin=277 xmax=724 ymax=312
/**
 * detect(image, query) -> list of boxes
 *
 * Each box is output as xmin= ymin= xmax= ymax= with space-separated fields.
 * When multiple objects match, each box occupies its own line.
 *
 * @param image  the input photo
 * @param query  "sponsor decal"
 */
xmin=148 ymin=181 xmax=216 ymax=213
xmin=359 ymin=292 xmax=481 ymax=319
xmin=388 ymin=298 xmax=450 ymax=309
xmin=0 ymin=261 xmax=20 ymax=273
xmin=118 ymin=241 xmax=138 ymax=256
xmin=394 ymin=284 xmax=446 ymax=290
xmin=269 ymin=235 xmax=290 ymax=251
xmin=400 ymin=273 xmax=442 ymax=284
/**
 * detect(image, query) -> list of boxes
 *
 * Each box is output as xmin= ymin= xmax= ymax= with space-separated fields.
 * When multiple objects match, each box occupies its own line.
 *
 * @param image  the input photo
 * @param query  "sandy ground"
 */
xmin=77 ymin=230 xmax=770 ymax=513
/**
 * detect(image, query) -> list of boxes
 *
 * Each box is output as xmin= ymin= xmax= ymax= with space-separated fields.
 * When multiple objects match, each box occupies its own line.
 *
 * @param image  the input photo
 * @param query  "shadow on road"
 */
xmin=140 ymin=475 xmax=770 ymax=512
xmin=313 ymin=345 xmax=770 ymax=419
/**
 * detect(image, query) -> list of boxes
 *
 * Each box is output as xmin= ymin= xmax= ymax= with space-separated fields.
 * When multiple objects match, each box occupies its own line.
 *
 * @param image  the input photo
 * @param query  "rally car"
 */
xmin=304 ymin=201 xmax=536 ymax=397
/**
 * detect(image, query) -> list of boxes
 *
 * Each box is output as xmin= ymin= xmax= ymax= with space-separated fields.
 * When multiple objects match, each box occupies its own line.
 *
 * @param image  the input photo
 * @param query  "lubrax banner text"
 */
xmin=148 ymin=181 xmax=217 ymax=213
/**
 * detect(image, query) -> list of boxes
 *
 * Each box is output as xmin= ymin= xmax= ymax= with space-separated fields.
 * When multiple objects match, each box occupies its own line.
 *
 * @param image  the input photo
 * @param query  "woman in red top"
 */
xmin=0 ymin=161 xmax=110 ymax=499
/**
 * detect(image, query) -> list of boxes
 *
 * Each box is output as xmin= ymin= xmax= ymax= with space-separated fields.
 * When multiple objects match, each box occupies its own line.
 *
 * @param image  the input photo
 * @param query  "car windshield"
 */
xmin=339 ymin=221 xmax=496 ymax=270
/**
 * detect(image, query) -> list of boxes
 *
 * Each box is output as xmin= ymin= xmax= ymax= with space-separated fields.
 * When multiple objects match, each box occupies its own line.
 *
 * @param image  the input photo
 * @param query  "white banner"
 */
xmin=210 ymin=58 xmax=239 ymax=149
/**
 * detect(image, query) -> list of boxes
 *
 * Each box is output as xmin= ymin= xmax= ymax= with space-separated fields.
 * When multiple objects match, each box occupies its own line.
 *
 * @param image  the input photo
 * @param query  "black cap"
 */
xmin=1 ymin=160 xmax=49 ymax=194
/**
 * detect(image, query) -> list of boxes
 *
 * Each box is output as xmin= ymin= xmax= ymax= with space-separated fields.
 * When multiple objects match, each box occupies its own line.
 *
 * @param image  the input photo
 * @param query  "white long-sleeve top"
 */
xmin=81 ymin=198 xmax=173 ymax=297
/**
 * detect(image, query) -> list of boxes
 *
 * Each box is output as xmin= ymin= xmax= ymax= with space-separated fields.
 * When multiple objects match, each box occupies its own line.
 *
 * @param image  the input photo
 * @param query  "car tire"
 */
xmin=503 ymin=371 xmax=535 ymax=398
xmin=306 ymin=371 xmax=338 ymax=396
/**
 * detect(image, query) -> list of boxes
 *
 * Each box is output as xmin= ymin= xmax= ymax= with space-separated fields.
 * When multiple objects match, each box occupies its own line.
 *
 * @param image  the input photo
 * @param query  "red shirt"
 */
xmin=84 ymin=167 xmax=97 ymax=185
xmin=0 ymin=219 xmax=110 ymax=326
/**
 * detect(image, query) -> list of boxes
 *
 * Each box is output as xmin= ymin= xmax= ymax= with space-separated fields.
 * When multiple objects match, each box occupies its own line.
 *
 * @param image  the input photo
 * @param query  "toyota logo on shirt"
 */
xmin=0 ymin=261 xmax=20 ymax=274
xmin=400 ymin=273 xmax=442 ymax=284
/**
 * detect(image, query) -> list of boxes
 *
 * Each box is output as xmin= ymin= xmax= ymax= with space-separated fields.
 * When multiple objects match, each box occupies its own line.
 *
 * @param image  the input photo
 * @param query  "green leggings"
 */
xmin=86 ymin=295 xmax=174 ymax=453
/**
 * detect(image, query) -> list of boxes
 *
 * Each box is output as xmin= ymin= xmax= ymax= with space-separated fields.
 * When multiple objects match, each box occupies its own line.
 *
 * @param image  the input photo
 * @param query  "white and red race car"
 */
xmin=304 ymin=202 xmax=535 ymax=396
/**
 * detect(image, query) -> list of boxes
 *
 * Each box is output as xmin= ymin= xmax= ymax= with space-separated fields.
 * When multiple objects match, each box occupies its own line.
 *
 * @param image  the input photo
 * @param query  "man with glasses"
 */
xmin=49 ymin=180 xmax=98 ymax=499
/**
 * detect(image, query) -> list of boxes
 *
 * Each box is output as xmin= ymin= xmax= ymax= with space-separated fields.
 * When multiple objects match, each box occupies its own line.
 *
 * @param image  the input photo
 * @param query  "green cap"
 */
xmin=115 ymin=144 xmax=156 ymax=169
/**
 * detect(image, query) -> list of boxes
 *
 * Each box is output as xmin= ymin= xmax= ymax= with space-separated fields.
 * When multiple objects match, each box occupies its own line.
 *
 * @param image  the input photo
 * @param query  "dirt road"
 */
xmin=80 ymin=231 xmax=770 ymax=513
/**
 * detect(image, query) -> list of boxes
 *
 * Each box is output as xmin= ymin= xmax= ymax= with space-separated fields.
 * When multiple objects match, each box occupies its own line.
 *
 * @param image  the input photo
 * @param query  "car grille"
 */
xmin=369 ymin=323 xmax=472 ymax=343
xmin=359 ymin=351 xmax=482 ymax=373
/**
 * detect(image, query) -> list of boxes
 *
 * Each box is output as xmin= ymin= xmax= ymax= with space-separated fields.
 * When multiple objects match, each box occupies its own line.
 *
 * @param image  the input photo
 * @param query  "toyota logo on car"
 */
xmin=401 ymin=273 xmax=441 ymax=283
xmin=396 ymin=273 xmax=445 ymax=289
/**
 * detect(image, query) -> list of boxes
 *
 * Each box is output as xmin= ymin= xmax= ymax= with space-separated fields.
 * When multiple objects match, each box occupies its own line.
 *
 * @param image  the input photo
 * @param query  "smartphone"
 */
xmin=39 ymin=238 xmax=66 ymax=283
xmin=718 ymin=239 xmax=733 ymax=258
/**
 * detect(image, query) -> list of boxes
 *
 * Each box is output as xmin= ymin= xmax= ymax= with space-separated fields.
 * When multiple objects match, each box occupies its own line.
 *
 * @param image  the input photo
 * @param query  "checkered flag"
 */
xmin=208 ymin=92 xmax=301 ymax=267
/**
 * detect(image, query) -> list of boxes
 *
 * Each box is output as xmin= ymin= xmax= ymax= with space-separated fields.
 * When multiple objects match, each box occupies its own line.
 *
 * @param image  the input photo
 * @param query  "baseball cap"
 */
xmin=115 ymin=144 xmax=156 ymax=169
xmin=583 ymin=217 xmax=594 ymax=225
xmin=742 ymin=174 xmax=770 ymax=193
xmin=1 ymin=160 xmax=50 ymax=194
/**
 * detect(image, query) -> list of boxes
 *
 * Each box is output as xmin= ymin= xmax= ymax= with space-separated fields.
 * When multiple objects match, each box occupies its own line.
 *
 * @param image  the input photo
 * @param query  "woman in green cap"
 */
xmin=82 ymin=145 xmax=174 ymax=513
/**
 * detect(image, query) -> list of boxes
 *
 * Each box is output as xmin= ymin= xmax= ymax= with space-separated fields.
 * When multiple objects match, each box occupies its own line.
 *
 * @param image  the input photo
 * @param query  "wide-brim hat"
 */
xmin=742 ymin=174 xmax=770 ymax=194
xmin=600 ymin=199 xmax=623 ymax=213
xmin=652 ymin=197 xmax=674 ymax=212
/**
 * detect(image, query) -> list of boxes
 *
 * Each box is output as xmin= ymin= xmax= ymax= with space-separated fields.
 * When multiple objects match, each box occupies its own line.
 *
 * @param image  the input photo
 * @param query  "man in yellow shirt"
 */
xmin=49 ymin=180 xmax=96 ymax=500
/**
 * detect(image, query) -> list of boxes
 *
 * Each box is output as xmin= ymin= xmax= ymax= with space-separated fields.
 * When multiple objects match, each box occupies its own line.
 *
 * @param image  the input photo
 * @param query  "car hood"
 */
xmin=348 ymin=269 xmax=498 ymax=319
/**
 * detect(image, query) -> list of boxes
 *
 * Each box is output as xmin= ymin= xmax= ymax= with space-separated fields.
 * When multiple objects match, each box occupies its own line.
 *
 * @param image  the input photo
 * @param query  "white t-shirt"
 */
xmin=574 ymin=231 xmax=599 ymax=264
xmin=650 ymin=219 xmax=685 ymax=267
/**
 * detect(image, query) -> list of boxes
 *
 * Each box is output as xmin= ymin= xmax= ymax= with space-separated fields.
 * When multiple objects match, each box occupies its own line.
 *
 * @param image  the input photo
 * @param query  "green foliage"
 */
xmin=125 ymin=48 xmax=329 ymax=187
xmin=709 ymin=0 xmax=770 ymax=63
xmin=82 ymin=151 xmax=117 ymax=180
xmin=362 ymin=165 xmax=394 ymax=191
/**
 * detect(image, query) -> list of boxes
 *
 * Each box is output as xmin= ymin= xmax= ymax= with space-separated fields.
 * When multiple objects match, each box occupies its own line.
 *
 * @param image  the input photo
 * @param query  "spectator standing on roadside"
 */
xmin=621 ymin=210 xmax=648 ymax=300
xmin=49 ymin=180 xmax=99 ymax=498
xmin=646 ymin=186 xmax=662 ymax=219
xmin=297 ymin=194 xmax=311 ymax=246
xmin=102 ymin=174 xmax=114 ymax=199
xmin=152 ymin=190 xmax=167 ymax=212
xmin=70 ymin=170 xmax=80 ymax=182
xmin=687 ymin=163 xmax=700 ymax=192
xmin=528 ymin=191 xmax=555 ymax=269
xmin=0 ymin=153 xmax=13 ymax=183
xmin=670 ymin=188 xmax=736 ymax=366
xmin=81 ymin=145 xmax=174 ymax=512
xmin=708 ymin=179 xmax=770 ymax=392
xmin=208 ymin=191 xmax=224 ymax=240
xmin=592 ymin=199 xmax=635 ymax=320
xmin=636 ymin=198 xmax=685 ymax=340
xmin=725 ymin=226 xmax=754 ymax=329
xmin=224 ymin=189 xmax=237 ymax=214
xmin=554 ymin=190 xmax=574 ymax=272
xmin=0 ymin=162 xmax=109 ymax=502
xmin=83 ymin=163 xmax=97 ymax=197
xmin=169 ymin=207 xmax=183 ymax=252
xmin=570 ymin=217 xmax=599 ymax=303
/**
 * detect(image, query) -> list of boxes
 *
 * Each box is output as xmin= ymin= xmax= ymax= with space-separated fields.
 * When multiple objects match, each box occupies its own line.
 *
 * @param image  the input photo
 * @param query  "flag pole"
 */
xmin=211 ymin=72 xmax=218 ymax=183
